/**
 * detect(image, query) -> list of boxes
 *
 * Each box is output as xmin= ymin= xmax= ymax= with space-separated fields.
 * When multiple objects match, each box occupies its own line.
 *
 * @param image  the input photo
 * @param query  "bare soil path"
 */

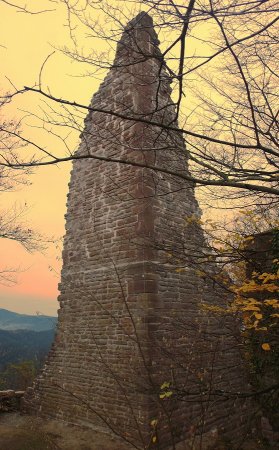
xmin=0 ymin=413 xmax=269 ymax=450
xmin=0 ymin=413 xmax=131 ymax=450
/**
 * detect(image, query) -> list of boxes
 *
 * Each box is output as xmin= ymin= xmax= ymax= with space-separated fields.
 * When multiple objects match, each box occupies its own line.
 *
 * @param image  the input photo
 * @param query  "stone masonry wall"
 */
xmin=24 ymin=13 xmax=254 ymax=449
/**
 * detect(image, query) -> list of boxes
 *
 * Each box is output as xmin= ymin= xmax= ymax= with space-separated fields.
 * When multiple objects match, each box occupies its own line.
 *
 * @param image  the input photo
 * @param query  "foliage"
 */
xmin=234 ymin=272 xmax=279 ymax=332
xmin=0 ymin=328 xmax=55 ymax=380
xmin=159 ymin=381 xmax=173 ymax=400
xmin=0 ymin=360 xmax=37 ymax=390
xmin=202 ymin=225 xmax=279 ymax=431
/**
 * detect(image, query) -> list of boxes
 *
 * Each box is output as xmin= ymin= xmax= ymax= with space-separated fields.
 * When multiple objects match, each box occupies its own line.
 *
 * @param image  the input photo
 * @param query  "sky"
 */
xmin=0 ymin=1 xmax=104 ymax=315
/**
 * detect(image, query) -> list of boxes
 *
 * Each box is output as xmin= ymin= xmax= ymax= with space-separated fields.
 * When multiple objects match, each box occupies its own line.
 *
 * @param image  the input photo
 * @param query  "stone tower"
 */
xmin=25 ymin=12 xmax=252 ymax=449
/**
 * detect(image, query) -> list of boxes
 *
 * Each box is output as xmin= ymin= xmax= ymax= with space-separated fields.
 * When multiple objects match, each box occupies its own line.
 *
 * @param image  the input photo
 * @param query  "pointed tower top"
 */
xmin=127 ymin=11 xmax=154 ymax=28
xmin=114 ymin=11 xmax=160 ymax=63
xmin=125 ymin=11 xmax=159 ymax=45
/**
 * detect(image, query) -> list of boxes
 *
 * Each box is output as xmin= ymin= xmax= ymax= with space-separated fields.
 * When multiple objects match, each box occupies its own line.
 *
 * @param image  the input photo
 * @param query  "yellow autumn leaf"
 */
xmin=242 ymin=306 xmax=260 ymax=312
xmin=160 ymin=381 xmax=170 ymax=390
xmin=247 ymin=298 xmax=261 ymax=304
xmin=150 ymin=419 xmax=158 ymax=427
xmin=254 ymin=313 xmax=263 ymax=320
xmin=152 ymin=436 xmax=157 ymax=443
xmin=262 ymin=343 xmax=271 ymax=351
xmin=266 ymin=285 xmax=279 ymax=293
xmin=159 ymin=390 xmax=173 ymax=399
xmin=257 ymin=272 xmax=269 ymax=282
xmin=164 ymin=391 xmax=173 ymax=398
xmin=264 ymin=299 xmax=279 ymax=307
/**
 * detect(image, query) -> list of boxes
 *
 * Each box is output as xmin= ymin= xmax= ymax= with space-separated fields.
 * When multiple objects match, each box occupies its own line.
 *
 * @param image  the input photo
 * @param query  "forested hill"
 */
xmin=0 ymin=309 xmax=57 ymax=376
xmin=0 ymin=329 xmax=55 ymax=371
xmin=0 ymin=308 xmax=57 ymax=331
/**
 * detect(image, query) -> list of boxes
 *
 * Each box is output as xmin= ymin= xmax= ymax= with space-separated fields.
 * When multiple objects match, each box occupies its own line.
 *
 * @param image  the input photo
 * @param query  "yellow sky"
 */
xmin=0 ymin=1 xmax=101 ymax=314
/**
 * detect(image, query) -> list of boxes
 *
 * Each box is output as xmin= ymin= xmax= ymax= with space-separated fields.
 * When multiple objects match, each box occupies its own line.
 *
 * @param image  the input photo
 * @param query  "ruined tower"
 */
xmin=25 ymin=13 xmax=252 ymax=449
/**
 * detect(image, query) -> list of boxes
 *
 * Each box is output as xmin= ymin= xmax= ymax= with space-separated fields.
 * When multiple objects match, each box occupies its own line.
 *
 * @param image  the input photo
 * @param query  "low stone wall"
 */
xmin=0 ymin=390 xmax=25 ymax=412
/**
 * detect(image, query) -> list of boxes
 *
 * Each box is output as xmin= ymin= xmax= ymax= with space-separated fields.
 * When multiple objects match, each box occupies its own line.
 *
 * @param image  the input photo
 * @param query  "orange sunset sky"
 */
xmin=0 ymin=1 xmax=214 ymax=316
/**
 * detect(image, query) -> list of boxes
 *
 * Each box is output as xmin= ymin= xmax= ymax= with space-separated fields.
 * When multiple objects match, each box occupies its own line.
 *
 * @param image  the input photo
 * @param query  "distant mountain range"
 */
xmin=0 ymin=308 xmax=57 ymax=332
xmin=0 ymin=309 xmax=57 ymax=376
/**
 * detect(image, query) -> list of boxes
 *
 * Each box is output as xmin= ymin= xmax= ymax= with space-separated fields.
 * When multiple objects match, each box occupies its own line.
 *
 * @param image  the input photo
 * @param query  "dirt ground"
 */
xmin=0 ymin=413 xmax=131 ymax=450
xmin=0 ymin=413 xmax=270 ymax=450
